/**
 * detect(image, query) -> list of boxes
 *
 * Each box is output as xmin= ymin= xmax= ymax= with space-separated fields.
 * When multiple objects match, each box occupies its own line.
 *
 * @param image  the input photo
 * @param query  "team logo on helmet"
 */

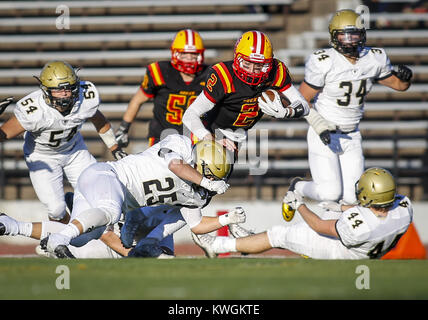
xmin=233 ymin=30 xmax=273 ymax=86
xmin=171 ymin=29 xmax=205 ymax=74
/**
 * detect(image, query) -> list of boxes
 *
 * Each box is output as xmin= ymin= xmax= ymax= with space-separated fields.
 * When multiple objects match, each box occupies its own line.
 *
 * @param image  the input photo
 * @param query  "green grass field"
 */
xmin=0 ymin=257 xmax=427 ymax=300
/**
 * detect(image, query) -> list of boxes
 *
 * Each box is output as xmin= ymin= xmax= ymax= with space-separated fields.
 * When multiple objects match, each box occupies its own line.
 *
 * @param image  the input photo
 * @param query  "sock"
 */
xmin=18 ymin=222 xmax=32 ymax=237
xmin=59 ymin=223 xmax=81 ymax=239
xmin=212 ymin=237 xmax=237 ymax=253
xmin=41 ymin=221 xmax=68 ymax=239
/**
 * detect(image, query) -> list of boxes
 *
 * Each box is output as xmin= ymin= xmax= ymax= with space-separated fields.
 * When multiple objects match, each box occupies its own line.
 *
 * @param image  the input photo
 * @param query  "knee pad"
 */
xmin=74 ymin=208 xmax=117 ymax=233
xmin=48 ymin=201 xmax=66 ymax=221
xmin=267 ymin=225 xmax=288 ymax=248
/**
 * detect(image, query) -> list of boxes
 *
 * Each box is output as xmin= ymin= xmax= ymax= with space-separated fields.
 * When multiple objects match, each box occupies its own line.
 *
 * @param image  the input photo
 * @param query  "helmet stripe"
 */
xmin=186 ymin=29 xmax=194 ymax=47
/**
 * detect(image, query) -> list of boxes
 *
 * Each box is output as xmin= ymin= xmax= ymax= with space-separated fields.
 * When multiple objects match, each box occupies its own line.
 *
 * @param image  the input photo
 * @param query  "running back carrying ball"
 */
xmin=258 ymin=89 xmax=306 ymax=119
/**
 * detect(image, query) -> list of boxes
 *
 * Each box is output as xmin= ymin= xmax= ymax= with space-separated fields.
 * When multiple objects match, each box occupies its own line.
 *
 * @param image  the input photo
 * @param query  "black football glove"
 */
xmin=115 ymin=120 xmax=131 ymax=148
xmin=0 ymin=96 xmax=14 ymax=115
xmin=394 ymin=65 xmax=413 ymax=82
xmin=112 ymin=148 xmax=128 ymax=160
xmin=319 ymin=130 xmax=331 ymax=145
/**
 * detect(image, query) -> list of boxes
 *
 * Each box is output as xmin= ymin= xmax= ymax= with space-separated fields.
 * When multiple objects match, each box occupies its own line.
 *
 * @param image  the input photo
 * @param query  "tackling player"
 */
xmin=182 ymin=30 xmax=310 ymax=152
xmin=0 ymin=61 xmax=126 ymax=223
xmin=292 ymin=9 xmax=413 ymax=205
xmin=36 ymin=134 xmax=246 ymax=258
xmin=193 ymin=167 xmax=413 ymax=259
xmin=115 ymin=29 xmax=209 ymax=148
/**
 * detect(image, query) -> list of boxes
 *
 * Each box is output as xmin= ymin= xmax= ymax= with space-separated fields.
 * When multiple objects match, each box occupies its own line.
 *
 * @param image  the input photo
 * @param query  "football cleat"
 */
xmin=282 ymin=177 xmax=304 ymax=222
xmin=228 ymin=224 xmax=255 ymax=238
xmin=288 ymin=176 xmax=303 ymax=192
xmin=191 ymin=232 xmax=217 ymax=259
xmin=54 ymin=245 xmax=75 ymax=259
xmin=35 ymin=245 xmax=57 ymax=258
xmin=0 ymin=213 xmax=19 ymax=236
xmin=282 ymin=203 xmax=295 ymax=222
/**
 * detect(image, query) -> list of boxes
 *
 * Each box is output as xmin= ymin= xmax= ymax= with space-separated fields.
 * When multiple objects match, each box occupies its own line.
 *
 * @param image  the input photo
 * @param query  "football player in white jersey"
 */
xmin=291 ymin=9 xmax=413 ymax=206
xmin=192 ymin=167 xmax=412 ymax=259
xmin=38 ymin=135 xmax=246 ymax=258
xmin=0 ymin=61 xmax=126 ymax=223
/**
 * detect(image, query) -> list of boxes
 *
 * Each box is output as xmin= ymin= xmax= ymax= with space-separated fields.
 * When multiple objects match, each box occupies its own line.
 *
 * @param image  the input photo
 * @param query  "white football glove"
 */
xmin=258 ymin=91 xmax=288 ymax=119
xmin=218 ymin=207 xmax=246 ymax=226
xmin=200 ymin=177 xmax=230 ymax=195
xmin=282 ymin=190 xmax=303 ymax=211
xmin=319 ymin=201 xmax=342 ymax=212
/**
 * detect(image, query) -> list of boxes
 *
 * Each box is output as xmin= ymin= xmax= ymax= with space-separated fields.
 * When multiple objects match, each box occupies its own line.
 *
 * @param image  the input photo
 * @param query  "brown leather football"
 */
xmin=259 ymin=89 xmax=291 ymax=106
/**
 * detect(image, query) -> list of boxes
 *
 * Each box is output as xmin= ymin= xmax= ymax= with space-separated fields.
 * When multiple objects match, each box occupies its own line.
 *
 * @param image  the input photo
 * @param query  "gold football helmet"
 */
xmin=233 ymin=30 xmax=273 ymax=86
xmin=355 ymin=167 xmax=396 ymax=207
xmin=36 ymin=61 xmax=80 ymax=114
xmin=329 ymin=9 xmax=366 ymax=58
xmin=171 ymin=29 xmax=205 ymax=74
xmin=192 ymin=140 xmax=232 ymax=181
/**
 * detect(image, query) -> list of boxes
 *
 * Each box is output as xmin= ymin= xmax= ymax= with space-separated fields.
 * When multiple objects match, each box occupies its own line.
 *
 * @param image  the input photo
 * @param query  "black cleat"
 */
xmin=40 ymin=236 xmax=48 ymax=250
xmin=54 ymin=245 xmax=75 ymax=259
xmin=288 ymin=177 xmax=303 ymax=192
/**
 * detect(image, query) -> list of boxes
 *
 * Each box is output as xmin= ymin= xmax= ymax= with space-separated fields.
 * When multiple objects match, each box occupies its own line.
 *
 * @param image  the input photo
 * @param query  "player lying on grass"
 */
xmin=193 ymin=167 xmax=412 ymax=259
xmin=32 ymin=134 xmax=244 ymax=258
xmin=0 ymin=202 xmax=181 ymax=259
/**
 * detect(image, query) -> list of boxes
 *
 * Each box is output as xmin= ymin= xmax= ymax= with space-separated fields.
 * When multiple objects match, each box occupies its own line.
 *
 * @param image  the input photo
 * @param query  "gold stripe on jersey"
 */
xmin=148 ymin=62 xmax=166 ymax=87
xmin=273 ymin=61 xmax=288 ymax=88
xmin=213 ymin=63 xmax=235 ymax=94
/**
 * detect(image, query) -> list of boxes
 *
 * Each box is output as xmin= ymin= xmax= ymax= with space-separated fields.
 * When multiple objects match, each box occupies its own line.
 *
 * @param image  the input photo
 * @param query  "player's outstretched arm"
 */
xmin=378 ymin=65 xmax=412 ymax=91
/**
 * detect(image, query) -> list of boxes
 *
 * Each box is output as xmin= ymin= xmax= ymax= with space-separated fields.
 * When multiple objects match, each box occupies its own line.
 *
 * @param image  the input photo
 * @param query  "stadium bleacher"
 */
xmin=0 ymin=0 xmax=427 ymax=201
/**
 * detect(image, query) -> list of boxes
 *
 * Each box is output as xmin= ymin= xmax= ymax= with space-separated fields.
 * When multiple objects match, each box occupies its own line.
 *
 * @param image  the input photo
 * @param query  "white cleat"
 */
xmin=35 ymin=245 xmax=57 ymax=258
xmin=228 ymin=224 xmax=255 ymax=238
xmin=191 ymin=232 xmax=217 ymax=259
xmin=0 ymin=213 xmax=19 ymax=236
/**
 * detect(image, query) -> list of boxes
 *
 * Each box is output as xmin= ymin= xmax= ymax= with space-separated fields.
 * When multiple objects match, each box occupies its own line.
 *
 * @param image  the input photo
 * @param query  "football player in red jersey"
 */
xmin=182 ymin=30 xmax=310 ymax=152
xmin=115 ymin=29 xmax=209 ymax=148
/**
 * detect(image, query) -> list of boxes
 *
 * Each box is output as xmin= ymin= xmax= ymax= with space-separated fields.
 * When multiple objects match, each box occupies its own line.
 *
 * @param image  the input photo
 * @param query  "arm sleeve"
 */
xmin=182 ymin=92 xmax=215 ymax=139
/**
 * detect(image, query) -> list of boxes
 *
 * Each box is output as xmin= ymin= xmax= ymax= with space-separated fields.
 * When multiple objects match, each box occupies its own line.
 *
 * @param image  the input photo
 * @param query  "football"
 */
xmin=259 ymin=89 xmax=291 ymax=107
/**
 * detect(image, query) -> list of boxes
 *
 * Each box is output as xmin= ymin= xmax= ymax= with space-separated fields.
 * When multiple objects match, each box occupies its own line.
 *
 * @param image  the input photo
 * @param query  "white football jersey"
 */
xmin=336 ymin=195 xmax=412 ymax=259
xmin=108 ymin=134 xmax=211 ymax=212
xmin=304 ymin=47 xmax=392 ymax=129
xmin=14 ymin=81 xmax=100 ymax=155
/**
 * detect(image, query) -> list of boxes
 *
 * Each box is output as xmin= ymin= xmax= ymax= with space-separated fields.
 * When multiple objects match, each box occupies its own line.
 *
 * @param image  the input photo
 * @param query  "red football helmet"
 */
xmin=171 ymin=29 xmax=205 ymax=74
xmin=233 ymin=30 xmax=273 ymax=86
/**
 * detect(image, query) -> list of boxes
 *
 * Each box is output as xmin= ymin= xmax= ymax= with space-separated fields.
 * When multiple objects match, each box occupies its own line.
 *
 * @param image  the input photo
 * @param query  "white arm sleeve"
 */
xmin=281 ymin=84 xmax=310 ymax=116
xmin=182 ymin=92 xmax=215 ymax=140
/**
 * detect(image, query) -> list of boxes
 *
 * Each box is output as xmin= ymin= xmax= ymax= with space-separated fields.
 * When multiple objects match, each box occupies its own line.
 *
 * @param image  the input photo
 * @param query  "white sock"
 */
xmin=59 ymin=223 xmax=80 ymax=239
xmin=212 ymin=237 xmax=237 ymax=253
xmin=41 ymin=221 xmax=68 ymax=239
xmin=18 ymin=222 xmax=32 ymax=237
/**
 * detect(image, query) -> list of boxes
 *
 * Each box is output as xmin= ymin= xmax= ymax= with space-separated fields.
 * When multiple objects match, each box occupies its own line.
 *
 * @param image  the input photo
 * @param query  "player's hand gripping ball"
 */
xmin=258 ymin=89 xmax=292 ymax=119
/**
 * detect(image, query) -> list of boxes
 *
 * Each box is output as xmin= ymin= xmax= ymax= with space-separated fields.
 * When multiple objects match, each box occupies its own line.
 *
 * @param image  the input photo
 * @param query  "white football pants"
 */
xmin=25 ymin=138 xmax=96 ymax=220
xmin=296 ymin=126 xmax=364 ymax=204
